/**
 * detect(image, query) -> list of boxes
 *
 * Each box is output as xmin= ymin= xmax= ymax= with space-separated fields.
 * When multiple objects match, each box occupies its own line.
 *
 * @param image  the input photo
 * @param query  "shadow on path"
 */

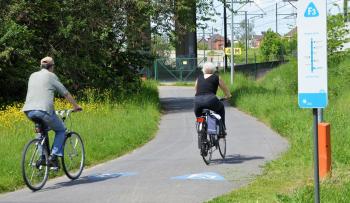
xmin=209 ymin=154 xmax=265 ymax=165
xmin=161 ymin=97 xmax=194 ymax=113
xmin=40 ymin=173 xmax=133 ymax=192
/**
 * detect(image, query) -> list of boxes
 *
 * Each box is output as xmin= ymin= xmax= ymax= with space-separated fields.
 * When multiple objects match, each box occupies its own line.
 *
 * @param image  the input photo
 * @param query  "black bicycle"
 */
xmin=196 ymin=105 xmax=226 ymax=165
xmin=21 ymin=109 xmax=85 ymax=191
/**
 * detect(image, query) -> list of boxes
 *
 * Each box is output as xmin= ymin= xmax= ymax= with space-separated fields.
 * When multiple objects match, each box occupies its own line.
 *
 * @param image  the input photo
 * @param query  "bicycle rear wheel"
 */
xmin=62 ymin=132 xmax=85 ymax=180
xmin=218 ymin=137 xmax=226 ymax=159
xmin=201 ymin=134 xmax=212 ymax=165
xmin=22 ymin=139 xmax=49 ymax=191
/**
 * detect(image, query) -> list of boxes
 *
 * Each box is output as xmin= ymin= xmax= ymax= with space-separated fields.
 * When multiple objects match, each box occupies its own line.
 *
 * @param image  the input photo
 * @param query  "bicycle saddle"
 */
xmin=202 ymin=109 xmax=211 ymax=114
xmin=29 ymin=117 xmax=45 ymax=129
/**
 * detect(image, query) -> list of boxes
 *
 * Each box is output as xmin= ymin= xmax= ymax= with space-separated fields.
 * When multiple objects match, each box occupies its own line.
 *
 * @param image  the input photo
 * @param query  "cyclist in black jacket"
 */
xmin=194 ymin=62 xmax=231 ymax=133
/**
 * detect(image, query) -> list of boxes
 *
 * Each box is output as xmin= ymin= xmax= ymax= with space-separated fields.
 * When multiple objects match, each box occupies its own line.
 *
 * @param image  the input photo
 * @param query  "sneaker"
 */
xmin=48 ymin=155 xmax=59 ymax=170
xmin=35 ymin=155 xmax=46 ymax=169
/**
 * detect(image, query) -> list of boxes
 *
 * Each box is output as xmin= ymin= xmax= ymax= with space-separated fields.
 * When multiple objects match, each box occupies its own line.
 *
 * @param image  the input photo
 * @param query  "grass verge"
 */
xmin=0 ymin=80 xmax=160 ymax=193
xmin=211 ymin=57 xmax=350 ymax=202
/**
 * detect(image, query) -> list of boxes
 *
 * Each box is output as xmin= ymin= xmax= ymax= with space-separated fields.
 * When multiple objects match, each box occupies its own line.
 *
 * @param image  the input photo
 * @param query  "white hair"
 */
xmin=202 ymin=62 xmax=216 ymax=74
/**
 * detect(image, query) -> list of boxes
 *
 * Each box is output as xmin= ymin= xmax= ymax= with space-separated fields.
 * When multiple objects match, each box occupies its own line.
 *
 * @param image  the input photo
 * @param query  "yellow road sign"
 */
xmin=224 ymin=47 xmax=242 ymax=56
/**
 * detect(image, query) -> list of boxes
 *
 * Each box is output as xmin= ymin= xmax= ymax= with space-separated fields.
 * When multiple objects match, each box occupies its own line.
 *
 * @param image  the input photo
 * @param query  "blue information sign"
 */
xmin=298 ymin=0 xmax=328 ymax=109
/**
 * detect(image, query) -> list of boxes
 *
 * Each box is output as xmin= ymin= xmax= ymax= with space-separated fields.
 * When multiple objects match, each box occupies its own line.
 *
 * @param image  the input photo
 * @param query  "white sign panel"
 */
xmin=298 ymin=0 xmax=328 ymax=108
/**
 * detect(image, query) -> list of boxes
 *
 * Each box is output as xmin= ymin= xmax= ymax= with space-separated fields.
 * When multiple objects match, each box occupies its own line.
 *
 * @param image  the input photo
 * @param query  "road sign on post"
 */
xmin=298 ymin=0 xmax=328 ymax=108
xmin=298 ymin=1 xmax=327 ymax=203
xmin=224 ymin=48 xmax=242 ymax=56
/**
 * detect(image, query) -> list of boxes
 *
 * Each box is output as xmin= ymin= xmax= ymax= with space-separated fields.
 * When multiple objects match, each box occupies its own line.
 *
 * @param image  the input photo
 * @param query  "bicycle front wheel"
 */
xmin=62 ymin=132 xmax=85 ymax=180
xmin=22 ymin=138 xmax=49 ymax=191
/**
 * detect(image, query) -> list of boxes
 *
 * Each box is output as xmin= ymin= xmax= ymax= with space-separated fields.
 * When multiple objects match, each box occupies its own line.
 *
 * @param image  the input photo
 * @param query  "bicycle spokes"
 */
xmin=62 ymin=132 xmax=85 ymax=180
xmin=22 ymin=139 xmax=49 ymax=191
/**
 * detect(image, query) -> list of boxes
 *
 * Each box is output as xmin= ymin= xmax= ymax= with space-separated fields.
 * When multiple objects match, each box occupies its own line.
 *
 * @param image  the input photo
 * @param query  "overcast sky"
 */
xmin=199 ymin=0 xmax=344 ymax=38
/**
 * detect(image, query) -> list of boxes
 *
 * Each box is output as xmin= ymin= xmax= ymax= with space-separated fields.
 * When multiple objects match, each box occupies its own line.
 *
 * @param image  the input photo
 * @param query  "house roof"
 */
xmin=208 ymin=34 xmax=224 ymax=41
xmin=198 ymin=38 xmax=208 ymax=43
xmin=285 ymin=27 xmax=297 ymax=37
xmin=252 ymin=35 xmax=263 ymax=40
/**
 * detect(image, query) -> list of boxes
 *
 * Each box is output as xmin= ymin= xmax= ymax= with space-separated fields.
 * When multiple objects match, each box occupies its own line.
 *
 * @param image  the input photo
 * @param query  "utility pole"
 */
xmin=226 ymin=0 xmax=255 ymax=85
xmin=245 ymin=11 xmax=248 ymax=64
xmin=211 ymin=27 xmax=214 ymax=51
xmin=224 ymin=0 xmax=228 ymax=72
xmin=276 ymin=3 xmax=278 ymax=34
xmin=345 ymin=0 xmax=349 ymax=22
xmin=211 ymin=27 xmax=214 ymax=62
xmin=203 ymin=28 xmax=206 ymax=60
xmin=230 ymin=0 xmax=234 ymax=85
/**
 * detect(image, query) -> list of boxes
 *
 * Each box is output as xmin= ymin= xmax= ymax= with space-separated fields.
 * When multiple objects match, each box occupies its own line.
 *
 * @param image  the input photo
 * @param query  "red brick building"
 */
xmin=251 ymin=35 xmax=264 ymax=48
xmin=207 ymin=34 xmax=226 ymax=50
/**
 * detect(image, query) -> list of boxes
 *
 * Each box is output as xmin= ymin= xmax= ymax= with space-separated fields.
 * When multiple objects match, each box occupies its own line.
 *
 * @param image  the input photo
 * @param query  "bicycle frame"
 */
xmin=34 ymin=123 xmax=51 ymax=155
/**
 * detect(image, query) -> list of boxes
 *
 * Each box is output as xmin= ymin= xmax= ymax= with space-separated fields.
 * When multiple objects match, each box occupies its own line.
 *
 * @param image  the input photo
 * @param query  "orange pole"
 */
xmin=318 ymin=123 xmax=331 ymax=178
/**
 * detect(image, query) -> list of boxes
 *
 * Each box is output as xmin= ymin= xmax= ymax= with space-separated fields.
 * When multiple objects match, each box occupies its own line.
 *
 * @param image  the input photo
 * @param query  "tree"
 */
xmin=197 ymin=40 xmax=209 ymax=50
xmin=260 ymin=29 xmax=285 ymax=61
xmin=282 ymin=33 xmax=297 ymax=57
xmin=0 ymin=0 xmax=219 ymax=102
xmin=152 ymin=35 xmax=174 ymax=57
xmin=327 ymin=14 xmax=349 ymax=55
xmin=236 ymin=19 xmax=255 ymax=50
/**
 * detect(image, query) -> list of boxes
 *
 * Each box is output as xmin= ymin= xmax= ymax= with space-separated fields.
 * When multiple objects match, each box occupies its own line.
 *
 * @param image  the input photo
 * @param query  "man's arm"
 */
xmin=64 ymin=93 xmax=82 ymax=111
xmin=51 ymin=73 xmax=82 ymax=111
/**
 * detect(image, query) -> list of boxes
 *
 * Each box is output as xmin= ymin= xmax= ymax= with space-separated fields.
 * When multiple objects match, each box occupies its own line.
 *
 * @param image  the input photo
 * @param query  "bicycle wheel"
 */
xmin=218 ymin=137 xmax=226 ymax=159
xmin=201 ymin=134 xmax=212 ymax=165
xmin=22 ymin=139 xmax=49 ymax=191
xmin=62 ymin=132 xmax=85 ymax=180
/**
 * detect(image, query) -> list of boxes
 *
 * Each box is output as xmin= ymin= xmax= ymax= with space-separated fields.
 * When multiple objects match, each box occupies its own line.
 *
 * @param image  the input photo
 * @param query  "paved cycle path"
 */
xmin=0 ymin=86 xmax=288 ymax=203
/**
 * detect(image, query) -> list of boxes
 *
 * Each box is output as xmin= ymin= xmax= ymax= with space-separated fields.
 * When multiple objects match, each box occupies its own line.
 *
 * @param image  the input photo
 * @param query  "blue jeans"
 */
xmin=25 ymin=110 xmax=66 ymax=156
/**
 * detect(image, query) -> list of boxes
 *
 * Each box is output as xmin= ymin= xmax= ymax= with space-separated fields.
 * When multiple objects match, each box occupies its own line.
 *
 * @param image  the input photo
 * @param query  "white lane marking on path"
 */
xmin=171 ymin=172 xmax=225 ymax=181
xmin=88 ymin=172 xmax=137 ymax=180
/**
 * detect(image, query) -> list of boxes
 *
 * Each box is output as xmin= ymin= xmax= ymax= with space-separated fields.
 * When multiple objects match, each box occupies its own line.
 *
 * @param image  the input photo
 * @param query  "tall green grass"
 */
xmin=211 ymin=56 xmax=350 ymax=202
xmin=0 ymin=80 xmax=160 ymax=193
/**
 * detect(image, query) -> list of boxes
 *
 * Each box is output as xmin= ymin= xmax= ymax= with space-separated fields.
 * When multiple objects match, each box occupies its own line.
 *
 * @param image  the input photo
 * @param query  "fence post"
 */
xmin=254 ymin=52 xmax=257 ymax=79
xmin=153 ymin=60 xmax=158 ymax=80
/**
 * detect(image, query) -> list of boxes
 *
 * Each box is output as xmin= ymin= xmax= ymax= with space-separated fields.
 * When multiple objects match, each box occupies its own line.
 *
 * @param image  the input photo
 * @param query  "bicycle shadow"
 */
xmin=39 ymin=172 xmax=136 ymax=192
xmin=161 ymin=97 xmax=194 ymax=113
xmin=209 ymin=154 xmax=265 ymax=165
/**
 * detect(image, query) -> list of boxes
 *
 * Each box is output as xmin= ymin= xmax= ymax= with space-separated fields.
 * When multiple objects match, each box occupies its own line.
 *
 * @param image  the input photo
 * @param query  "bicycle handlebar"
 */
xmin=55 ymin=109 xmax=82 ymax=120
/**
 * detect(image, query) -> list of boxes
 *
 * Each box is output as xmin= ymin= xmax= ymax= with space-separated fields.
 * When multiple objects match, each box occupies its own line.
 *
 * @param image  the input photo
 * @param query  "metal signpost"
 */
xmin=230 ymin=0 xmax=234 ymax=85
xmin=297 ymin=1 xmax=327 ymax=203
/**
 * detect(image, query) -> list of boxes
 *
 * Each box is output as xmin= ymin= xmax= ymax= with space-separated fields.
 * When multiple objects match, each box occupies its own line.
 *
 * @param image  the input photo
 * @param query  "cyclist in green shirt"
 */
xmin=22 ymin=56 xmax=82 ymax=169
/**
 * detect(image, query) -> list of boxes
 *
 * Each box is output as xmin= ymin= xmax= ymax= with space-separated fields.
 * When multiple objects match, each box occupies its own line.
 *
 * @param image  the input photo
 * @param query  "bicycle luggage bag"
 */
xmin=207 ymin=115 xmax=217 ymax=134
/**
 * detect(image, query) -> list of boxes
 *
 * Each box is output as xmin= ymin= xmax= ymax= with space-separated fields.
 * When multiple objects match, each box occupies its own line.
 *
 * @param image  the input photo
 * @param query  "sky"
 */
xmin=200 ymin=0 xmax=345 ymax=38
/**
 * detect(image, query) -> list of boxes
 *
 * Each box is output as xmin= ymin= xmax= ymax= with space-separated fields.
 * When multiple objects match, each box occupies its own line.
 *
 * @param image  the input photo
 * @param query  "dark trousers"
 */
xmin=194 ymin=94 xmax=225 ymax=127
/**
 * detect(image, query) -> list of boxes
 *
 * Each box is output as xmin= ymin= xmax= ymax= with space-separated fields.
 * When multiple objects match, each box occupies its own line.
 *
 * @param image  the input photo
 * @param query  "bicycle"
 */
xmin=195 ymin=99 xmax=227 ymax=165
xmin=21 ymin=109 xmax=85 ymax=191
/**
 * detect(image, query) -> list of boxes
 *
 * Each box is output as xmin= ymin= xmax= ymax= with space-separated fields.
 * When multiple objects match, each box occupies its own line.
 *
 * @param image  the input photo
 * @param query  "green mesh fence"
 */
xmin=154 ymin=58 xmax=206 ymax=82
